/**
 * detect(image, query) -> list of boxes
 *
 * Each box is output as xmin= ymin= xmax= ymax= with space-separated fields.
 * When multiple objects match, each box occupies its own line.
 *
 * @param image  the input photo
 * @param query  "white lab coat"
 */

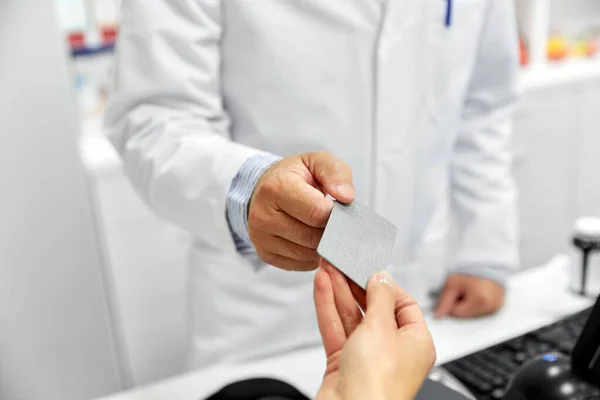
xmin=105 ymin=0 xmax=519 ymax=369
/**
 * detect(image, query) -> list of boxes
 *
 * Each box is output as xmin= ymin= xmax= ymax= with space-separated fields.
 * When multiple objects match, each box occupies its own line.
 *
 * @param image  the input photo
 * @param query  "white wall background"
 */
xmin=550 ymin=0 xmax=600 ymax=35
xmin=55 ymin=0 xmax=120 ymax=32
xmin=0 ymin=1 xmax=122 ymax=399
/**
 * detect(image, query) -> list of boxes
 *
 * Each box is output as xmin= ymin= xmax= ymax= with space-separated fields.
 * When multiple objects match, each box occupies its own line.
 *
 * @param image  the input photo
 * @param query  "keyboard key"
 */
xmin=538 ymin=343 xmax=551 ymax=352
xmin=559 ymin=342 xmax=573 ymax=353
xmin=493 ymin=368 xmax=510 ymax=380
xmin=446 ymin=366 xmax=493 ymax=393
xmin=504 ymin=338 xmax=525 ymax=351
xmin=514 ymin=352 xmax=526 ymax=363
xmin=492 ymin=376 xmax=505 ymax=387
xmin=491 ymin=388 xmax=505 ymax=399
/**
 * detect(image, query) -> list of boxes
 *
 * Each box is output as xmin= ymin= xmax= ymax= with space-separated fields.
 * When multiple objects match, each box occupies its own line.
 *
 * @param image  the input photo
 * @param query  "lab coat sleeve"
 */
xmin=450 ymin=0 xmax=520 ymax=282
xmin=104 ymin=0 xmax=266 ymax=252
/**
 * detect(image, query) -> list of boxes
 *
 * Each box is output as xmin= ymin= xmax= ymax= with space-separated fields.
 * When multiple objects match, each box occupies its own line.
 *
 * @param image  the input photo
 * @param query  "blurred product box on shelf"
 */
xmin=547 ymin=30 xmax=599 ymax=62
xmin=520 ymin=37 xmax=530 ymax=66
xmin=67 ymin=25 xmax=118 ymax=57
xmin=67 ymin=26 xmax=117 ymax=129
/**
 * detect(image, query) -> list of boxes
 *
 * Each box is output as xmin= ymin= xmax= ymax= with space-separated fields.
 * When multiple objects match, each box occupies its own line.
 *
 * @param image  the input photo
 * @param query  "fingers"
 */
xmin=274 ymin=173 xmax=335 ymax=228
xmin=258 ymin=251 xmax=320 ymax=271
xmin=365 ymin=271 xmax=427 ymax=332
xmin=302 ymin=152 xmax=354 ymax=204
xmin=250 ymin=230 xmax=320 ymax=262
xmin=248 ymin=152 xmax=354 ymax=272
xmin=348 ymin=278 xmax=367 ymax=312
xmin=364 ymin=271 xmax=398 ymax=331
xmin=250 ymin=209 xmax=324 ymax=249
xmin=393 ymin=286 xmax=428 ymax=333
xmin=321 ymin=260 xmax=362 ymax=336
xmin=314 ymin=267 xmax=346 ymax=357
xmin=436 ymin=275 xmax=506 ymax=319
xmin=434 ymin=283 xmax=461 ymax=318
xmin=450 ymin=296 xmax=484 ymax=318
xmin=450 ymin=291 xmax=504 ymax=318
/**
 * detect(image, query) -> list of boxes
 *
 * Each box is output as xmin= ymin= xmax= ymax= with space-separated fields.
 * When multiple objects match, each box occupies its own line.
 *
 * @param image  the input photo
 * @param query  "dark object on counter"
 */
xmin=442 ymin=307 xmax=593 ymax=399
xmin=415 ymin=379 xmax=470 ymax=400
xmin=443 ymin=293 xmax=600 ymax=399
xmin=204 ymin=378 xmax=308 ymax=400
xmin=571 ymin=290 xmax=600 ymax=388
xmin=504 ymin=353 xmax=600 ymax=400
xmin=572 ymin=231 xmax=600 ymax=297
xmin=203 ymin=377 xmax=470 ymax=400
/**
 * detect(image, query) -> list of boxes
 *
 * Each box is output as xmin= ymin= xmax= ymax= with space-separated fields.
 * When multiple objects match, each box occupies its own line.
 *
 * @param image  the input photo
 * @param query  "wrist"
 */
xmin=346 ymin=375 xmax=394 ymax=400
xmin=453 ymin=264 xmax=513 ymax=288
xmin=226 ymin=153 xmax=281 ymax=250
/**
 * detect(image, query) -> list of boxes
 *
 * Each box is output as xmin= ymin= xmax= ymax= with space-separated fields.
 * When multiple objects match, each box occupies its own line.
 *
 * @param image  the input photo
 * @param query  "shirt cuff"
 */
xmin=226 ymin=153 xmax=282 ymax=253
xmin=452 ymin=264 xmax=514 ymax=288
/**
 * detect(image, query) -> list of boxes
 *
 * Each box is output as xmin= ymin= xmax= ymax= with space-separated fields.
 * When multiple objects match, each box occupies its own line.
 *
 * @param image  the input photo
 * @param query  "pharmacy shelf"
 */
xmin=80 ymin=58 xmax=600 ymax=177
xmin=519 ymin=57 xmax=600 ymax=92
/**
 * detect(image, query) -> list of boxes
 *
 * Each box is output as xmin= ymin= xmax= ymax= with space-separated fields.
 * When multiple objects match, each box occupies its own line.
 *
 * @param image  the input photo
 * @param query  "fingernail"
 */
xmin=335 ymin=184 xmax=354 ymax=199
xmin=373 ymin=271 xmax=393 ymax=287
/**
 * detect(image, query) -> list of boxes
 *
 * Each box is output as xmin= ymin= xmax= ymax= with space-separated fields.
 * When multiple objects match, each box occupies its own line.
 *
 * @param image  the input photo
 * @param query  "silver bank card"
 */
xmin=317 ymin=201 xmax=397 ymax=289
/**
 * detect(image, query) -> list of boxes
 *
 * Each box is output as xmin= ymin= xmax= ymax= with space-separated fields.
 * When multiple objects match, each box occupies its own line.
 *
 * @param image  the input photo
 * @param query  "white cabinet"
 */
xmin=576 ymin=81 xmax=600 ymax=218
xmin=512 ymin=77 xmax=600 ymax=269
xmin=512 ymin=85 xmax=581 ymax=268
xmin=102 ymin=224 xmax=189 ymax=385
xmin=0 ymin=2 xmax=121 ymax=399
xmin=82 ymin=139 xmax=190 ymax=387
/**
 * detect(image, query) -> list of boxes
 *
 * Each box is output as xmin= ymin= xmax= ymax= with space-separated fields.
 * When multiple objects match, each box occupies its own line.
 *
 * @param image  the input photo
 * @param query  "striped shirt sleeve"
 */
xmin=226 ymin=153 xmax=282 ymax=254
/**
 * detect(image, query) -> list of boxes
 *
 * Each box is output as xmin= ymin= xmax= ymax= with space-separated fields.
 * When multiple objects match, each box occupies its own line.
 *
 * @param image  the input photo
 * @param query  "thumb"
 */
xmin=451 ymin=294 xmax=483 ymax=318
xmin=365 ymin=271 xmax=397 ymax=330
xmin=435 ymin=284 xmax=461 ymax=319
xmin=302 ymin=152 xmax=354 ymax=203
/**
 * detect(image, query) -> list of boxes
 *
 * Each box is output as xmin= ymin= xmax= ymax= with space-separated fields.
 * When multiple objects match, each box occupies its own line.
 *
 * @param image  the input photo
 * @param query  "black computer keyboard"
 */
xmin=442 ymin=307 xmax=599 ymax=400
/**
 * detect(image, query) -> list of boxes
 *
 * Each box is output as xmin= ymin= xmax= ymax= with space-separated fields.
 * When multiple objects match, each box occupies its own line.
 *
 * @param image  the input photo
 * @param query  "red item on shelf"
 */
xmin=65 ymin=26 xmax=119 ymax=54
xmin=68 ymin=32 xmax=86 ymax=49
xmin=519 ymin=38 xmax=529 ymax=66
xmin=101 ymin=25 xmax=119 ymax=44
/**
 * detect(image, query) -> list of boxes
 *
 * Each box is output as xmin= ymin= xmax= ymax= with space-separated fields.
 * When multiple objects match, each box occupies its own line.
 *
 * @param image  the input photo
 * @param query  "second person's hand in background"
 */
xmin=434 ymin=274 xmax=505 ymax=319
xmin=248 ymin=152 xmax=354 ymax=271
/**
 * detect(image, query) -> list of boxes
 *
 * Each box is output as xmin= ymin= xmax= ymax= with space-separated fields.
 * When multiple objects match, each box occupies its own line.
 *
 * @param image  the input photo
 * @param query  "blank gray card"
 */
xmin=317 ymin=201 xmax=397 ymax=289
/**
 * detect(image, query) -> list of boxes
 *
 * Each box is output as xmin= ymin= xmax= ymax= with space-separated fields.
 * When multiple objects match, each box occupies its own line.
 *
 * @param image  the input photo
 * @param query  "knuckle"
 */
xmin=339 ymin=310 xmax=360 ymax=325
xmin=315 ymin=151 xmax=333 ymax=160
xmin=248 ymin=209 xmax=268 ymax=231
xmin=333 ymin=156 xmax=350 ymax=172
xmin=260 ymin=252 xmax=277 ymax=266
xmin=255 ymin=249 xmax=267 ymax=262
xmin=480 ymin=293 xmax=492 ymax=305
xmin=308 ymin=229 xmax=324 ymax=249
xmin=247 ymin=207 xmax=259 ymax=224
xmin=309 ymin=203 xmax=327 ymax=226
xmin=331 ymin=157 xmax=351 ymax=178
xmin=258 ymin=178 xmax=279 ymax=198
xmin=247 ymin=227 xmax=259 ymax=245
xmin=298 ymin=261 xmax=319 ymax=271
xmin=299 ymin=246 xmax=317 ymax=261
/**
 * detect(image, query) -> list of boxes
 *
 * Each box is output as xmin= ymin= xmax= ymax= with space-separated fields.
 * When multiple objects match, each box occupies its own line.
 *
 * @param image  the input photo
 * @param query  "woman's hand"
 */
xmin=314 ymin=261 xmax=436 ymax=400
